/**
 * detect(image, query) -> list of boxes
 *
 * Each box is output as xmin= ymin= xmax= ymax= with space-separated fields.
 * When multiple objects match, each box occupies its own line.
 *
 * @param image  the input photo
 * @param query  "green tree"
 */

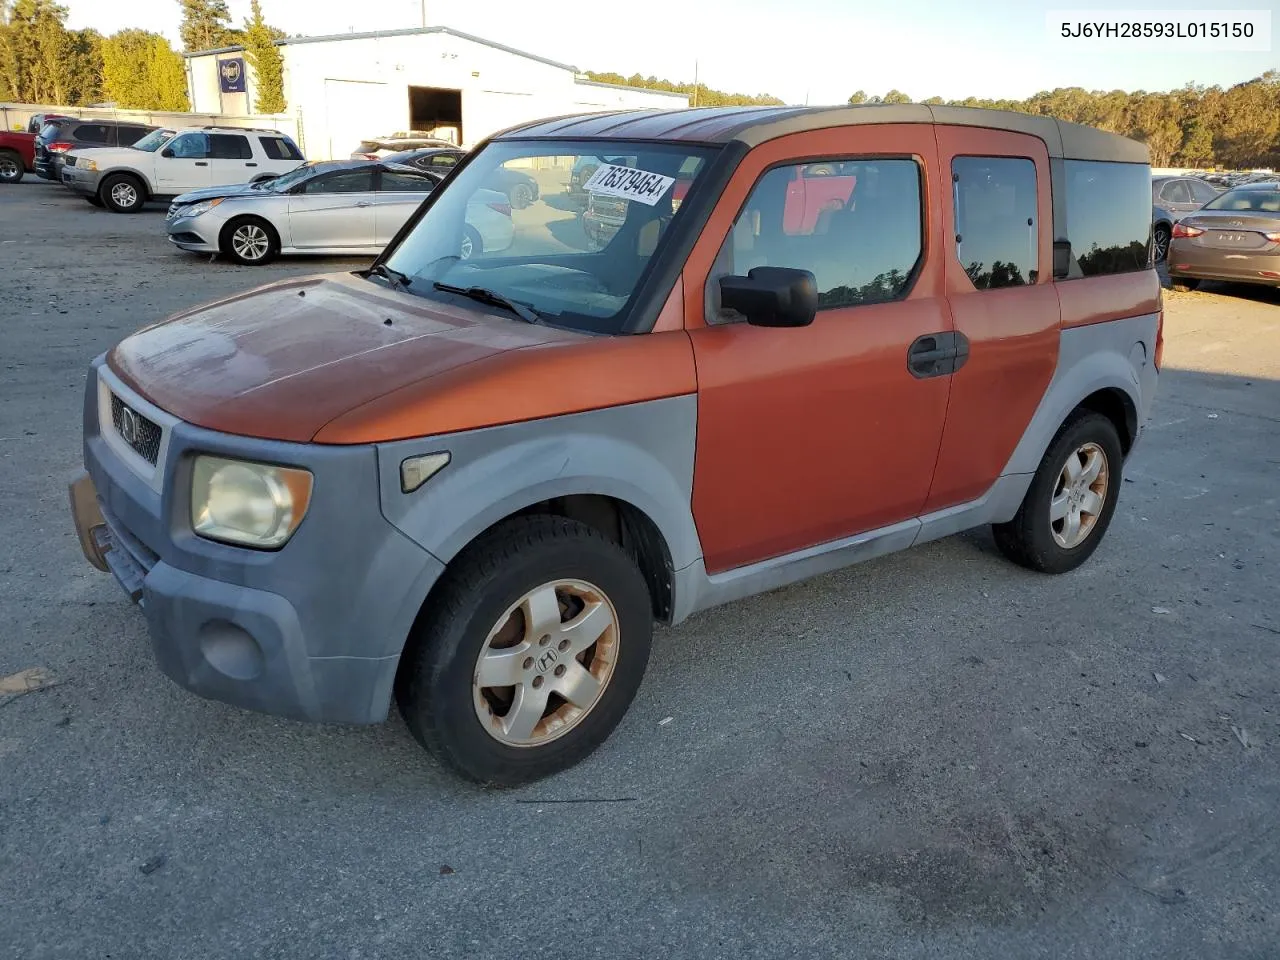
xmin=582 ymin=70 xmax=782 ymax=107
xmin=1176 ymin=120 xmax=1214 ymax=168
xmin=64 ymin=28 xmax=102 ymax=104
xmin=847 ymin=89 xmax=867 ymax=104
xmin=101 ymin=29 xmax=188 ymax=110
xmin=178 ymin=0 xmax=234 ymax=52
xmin=881 ymin=89 xmax=911 ymax=104
xmin=0 ymin=0 xmax=101 ymax=104
xmin=242 ymin=0 xmax=285 ymax=113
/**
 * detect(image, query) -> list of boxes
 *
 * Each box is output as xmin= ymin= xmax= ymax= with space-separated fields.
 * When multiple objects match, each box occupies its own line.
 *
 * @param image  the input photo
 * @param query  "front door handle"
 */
xmin=245 ymin=162 xmax=258 ymax=167
xmin=194 ymin=161 xmax=208 ymax=166
xmin=355 ymin=201 xmax=371 ymax=207
xmin=908 ymin=331 xmax=970 ymax=379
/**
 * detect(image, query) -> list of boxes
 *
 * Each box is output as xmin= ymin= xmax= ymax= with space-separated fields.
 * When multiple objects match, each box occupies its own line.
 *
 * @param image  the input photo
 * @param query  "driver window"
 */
xmin=168 ymin=133 xmax=209 ymax=159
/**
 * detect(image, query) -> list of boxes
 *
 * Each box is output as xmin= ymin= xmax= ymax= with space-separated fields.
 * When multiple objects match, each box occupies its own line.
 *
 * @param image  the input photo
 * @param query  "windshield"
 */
xmin=1202 ymin=187 xmax=1280 ymax=213
xmin=382 ymin=140 xmax=717 ymax=334
xmin=264 ymin=163 xmax=319 ymax=192
xmin=131 ymin=129 xmax=175 ymax=152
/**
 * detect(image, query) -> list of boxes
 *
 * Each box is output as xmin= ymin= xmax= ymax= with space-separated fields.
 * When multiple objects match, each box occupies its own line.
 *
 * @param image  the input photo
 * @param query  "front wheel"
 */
xmin=396 ymin=516 xmax=654 ymax=785
xmin=992 ymin=411 xmax=1123 ymax=574
xmin=509 ymin=181 xmax=533 ymax=209
xmin=0 ymin=150 xmax=24 ymax=183
xmin=1153 ymin=223 xmax=1171 ymax=262
xmin=460 ymin=225 xmax=482 ymax=260
xmin=100 ymin=173 xmax=146 ymax=212
xmin=220 ymin=216 xmax=279 ymax=265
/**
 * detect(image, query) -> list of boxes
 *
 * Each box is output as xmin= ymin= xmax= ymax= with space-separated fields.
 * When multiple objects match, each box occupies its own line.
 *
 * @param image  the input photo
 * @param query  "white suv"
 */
xmin=61 ymin=126 xmax=307 ymax=213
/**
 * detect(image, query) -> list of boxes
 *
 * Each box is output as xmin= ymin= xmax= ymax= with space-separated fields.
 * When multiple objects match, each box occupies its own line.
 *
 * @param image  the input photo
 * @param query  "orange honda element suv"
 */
xmin=70 ymin=106 xmax=1161 ymax=784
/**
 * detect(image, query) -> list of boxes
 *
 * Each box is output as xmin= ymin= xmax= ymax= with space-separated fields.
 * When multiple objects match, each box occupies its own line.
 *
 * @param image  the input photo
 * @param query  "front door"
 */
xmin=156 ymin=132 xmax=212 ymax=193
xmin=687 ymin=126 xmax=953 ymax=574
xmin=287 ymin=168 xmax=376 ymax=249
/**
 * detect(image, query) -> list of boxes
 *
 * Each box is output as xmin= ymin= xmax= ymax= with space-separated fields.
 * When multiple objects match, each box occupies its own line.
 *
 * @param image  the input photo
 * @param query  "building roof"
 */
xmin=497 ymin=104 xmax=1149 ymax=163
xmin=184 ymin=25 xmax=579 ymax=74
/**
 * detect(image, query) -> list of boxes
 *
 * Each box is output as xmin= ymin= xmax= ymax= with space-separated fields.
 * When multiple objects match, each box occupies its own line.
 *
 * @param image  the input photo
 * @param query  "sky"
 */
xmin=61 ymin=0 xmax=1277 ymax=106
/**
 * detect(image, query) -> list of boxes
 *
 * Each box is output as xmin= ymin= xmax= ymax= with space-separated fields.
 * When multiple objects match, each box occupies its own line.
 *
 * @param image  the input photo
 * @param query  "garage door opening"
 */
xmin=409 ymin=87 xmax=463 ymax=145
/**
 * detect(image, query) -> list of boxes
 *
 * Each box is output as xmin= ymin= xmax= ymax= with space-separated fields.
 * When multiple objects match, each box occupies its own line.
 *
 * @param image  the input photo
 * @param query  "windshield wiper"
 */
xmin=432 ymin=282 xmax=540 ymax=324
xmin=369 ymin=262 xmax=412 ymax=290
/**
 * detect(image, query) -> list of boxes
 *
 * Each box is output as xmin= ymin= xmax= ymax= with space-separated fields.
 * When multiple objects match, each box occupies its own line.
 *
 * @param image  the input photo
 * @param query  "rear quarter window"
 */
xmin=1063 ymin=160 xmax=1151 ymax=277
xmin=260 ymin=136 xmax=304 ymax=160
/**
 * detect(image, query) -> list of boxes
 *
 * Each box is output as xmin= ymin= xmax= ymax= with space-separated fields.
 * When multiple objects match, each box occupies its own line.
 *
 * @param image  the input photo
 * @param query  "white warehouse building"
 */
xmin=184 ymin=26 xmax=688 ymax=160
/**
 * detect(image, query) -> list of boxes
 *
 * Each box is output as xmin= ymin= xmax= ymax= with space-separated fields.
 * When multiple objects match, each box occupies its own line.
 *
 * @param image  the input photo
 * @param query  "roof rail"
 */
xmin=197 ymin=125 xmax=284 ymax=134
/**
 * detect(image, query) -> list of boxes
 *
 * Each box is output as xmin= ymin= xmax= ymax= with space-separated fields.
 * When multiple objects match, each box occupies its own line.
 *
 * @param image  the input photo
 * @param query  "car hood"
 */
xmin=66 ymin=146 xmax=140 ymax=161
xmin=107 ymin=271 xmax=589 ymax=443
xmin=171 ymin=182 xmax=268 ymax=205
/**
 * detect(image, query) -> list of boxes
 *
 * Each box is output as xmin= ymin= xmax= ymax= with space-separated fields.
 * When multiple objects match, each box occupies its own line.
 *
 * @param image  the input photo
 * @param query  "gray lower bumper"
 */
xmin=62 ymin=169 xmax=101 ymax=196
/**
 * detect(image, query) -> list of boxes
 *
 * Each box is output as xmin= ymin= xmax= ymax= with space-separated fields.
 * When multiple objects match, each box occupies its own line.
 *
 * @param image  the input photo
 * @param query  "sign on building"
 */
xmin=219 ymin=58 xmax=247 ymax=94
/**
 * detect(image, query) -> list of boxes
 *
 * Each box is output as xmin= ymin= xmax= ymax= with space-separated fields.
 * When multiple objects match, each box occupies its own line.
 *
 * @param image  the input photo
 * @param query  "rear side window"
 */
xmin=303 ymin=170 xmax=374 ymax=194
xmin=379 ymin=170 xmax=436 ymax=192
xmin=1063 ymin=160 xmax=1151 ymax=277
xmin=1160 ymin=180 xmax=1192 ymax=204
xmin=117 ymin=126 xmax=151 ymax=146
xmin=74 ymin=124 xmax=112 ymax=144
xmin=1189 ymin=180 xmax=1219 ymax=203
xmin=259 ymin=136 xmax=304 ymax=160
xmin=210 ymin=134 xmax=252 ymax=159
xmin=715 ymin=157 xmax=923 ymax=315
xmin=952 ymin=156 xmax=1038 ymax=289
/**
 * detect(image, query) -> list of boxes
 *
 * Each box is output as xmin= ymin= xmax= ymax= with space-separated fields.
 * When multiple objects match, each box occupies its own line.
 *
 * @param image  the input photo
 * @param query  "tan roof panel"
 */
xmin=497 ymin=104 xmax=1148 ymax=164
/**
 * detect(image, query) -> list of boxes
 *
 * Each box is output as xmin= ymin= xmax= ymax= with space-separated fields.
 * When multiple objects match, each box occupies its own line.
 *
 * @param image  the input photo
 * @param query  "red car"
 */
xmin=0 ymin=130 xmax=36 ymax=184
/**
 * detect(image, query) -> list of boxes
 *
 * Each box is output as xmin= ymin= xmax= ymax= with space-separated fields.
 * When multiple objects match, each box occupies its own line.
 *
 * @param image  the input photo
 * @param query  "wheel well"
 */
xmin=101 ymin=170 xmax=149 ymax=199
xmin=1154 ymin=218 xmax=1172 ymax=231
xmin=219 ymin=214 xmax=279 ymax=249
xmin=1077 ymin=388 xmax=1137 ymax=454
xmin=427 ymin=495 xmax=675 ymax=624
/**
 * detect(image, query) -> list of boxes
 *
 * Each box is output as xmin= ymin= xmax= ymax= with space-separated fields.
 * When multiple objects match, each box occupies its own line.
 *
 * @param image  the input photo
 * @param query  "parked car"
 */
xmin=398 ymin=147 xmax=541 ymax=209
xmin=0 ymin=130 xmax=36 ymax=183
xmin=1167 ymin=182 xmax=1280 ymax=291
xmin=351 ymin=133 xmax=458 ymax=160
xmin=1150 ymin=174 xmax=1221 ymax=261
xmin=165 ymin=159 xmax=513 ymax=265
xmin=70 ymin=106 xmax=1160 ymax=786
xmin=26 ymin=112 xmax=73 ymax=134
xmin=61 ymin=126 xmax=306 ymax=212
xmin=566 ymin=154 xmax=602 ymax=206
xmin=34 ymin=118 xmax=156 ymax=181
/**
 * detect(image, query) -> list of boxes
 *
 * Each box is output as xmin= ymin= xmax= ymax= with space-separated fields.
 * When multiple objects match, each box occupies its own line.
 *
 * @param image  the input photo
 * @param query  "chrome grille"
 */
xmin=110 ymin=394 xmax=162 ymax=465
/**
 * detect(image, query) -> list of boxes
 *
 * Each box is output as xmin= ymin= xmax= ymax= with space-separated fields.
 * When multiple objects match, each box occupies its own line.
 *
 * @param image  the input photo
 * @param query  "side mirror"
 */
xmin=161 ymin=147 xmax=174 ymax=158
xmin=719 ymin=266 xmax=818 ymax=328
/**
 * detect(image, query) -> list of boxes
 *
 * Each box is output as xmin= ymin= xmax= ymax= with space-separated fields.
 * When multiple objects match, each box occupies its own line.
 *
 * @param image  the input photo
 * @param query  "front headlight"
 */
xmin=191 ymin=455 xmax=313 ymax=549
xmin=184 ymin=197 xmax=224 ymax=218
xmin=82 ymin=159 xmax=98 ymax=172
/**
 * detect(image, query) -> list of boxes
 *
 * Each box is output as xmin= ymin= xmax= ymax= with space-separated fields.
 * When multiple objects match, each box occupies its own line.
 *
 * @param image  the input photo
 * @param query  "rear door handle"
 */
xmin=245 ymin=162 xmax=258 ymax=167
xmin=908 ymin=331 xmax=970 ymax=378
xmin=194 ymin=161 xmax=208 ymax=166
xmin=355 ymin=201 xmax=371 ymax=207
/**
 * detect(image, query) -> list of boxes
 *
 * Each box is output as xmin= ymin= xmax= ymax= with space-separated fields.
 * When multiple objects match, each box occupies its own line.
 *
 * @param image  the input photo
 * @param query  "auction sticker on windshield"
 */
xmin=583 ymin=164 xmax=676 ymax=206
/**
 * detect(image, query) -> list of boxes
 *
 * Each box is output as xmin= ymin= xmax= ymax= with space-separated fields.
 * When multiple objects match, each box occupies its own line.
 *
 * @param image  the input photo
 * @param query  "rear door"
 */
xmin=921 ymin=127 xmax=1059 ymax=512
xmin=208 ymin=133 xmax=256 ymax=185
xmin=687 ymin=125 xmax=952 ymax=572
xmin=372 ymin=168 xmax=437 ymax=245
xmin=1158 ymin=179 xmax=1199 ymax=216
xmin=287 ymin=168 xmax=376 ymax=248
xmin=155 ymin=132 xmax=212 ymax=193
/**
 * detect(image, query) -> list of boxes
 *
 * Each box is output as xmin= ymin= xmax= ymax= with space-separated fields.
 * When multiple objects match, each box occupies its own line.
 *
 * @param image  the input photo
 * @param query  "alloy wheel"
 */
xmin=1050 ymin=441 xmax=1109 ymax=549
xmin=110 ymin=181 xmax=138 ymax=208
xmin=232 ymin=223 xmax=270 ymax=261
xmin=0 ymin=157 xmax=19 ymax=181
xmin=472 ymin=579 xmax=620 ymax=747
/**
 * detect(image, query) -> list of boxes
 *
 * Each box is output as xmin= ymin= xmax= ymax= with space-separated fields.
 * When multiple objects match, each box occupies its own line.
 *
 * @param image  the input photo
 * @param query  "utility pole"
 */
xmin=420 ymin=0 xmax=427 ymax=28
xmin=692 ymin=60 xmax=699 ymax=107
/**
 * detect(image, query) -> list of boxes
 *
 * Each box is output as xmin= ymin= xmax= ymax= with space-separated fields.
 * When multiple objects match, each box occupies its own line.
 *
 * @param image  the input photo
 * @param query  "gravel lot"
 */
xmin=2 ymin=178 xmax=1278 ymax=960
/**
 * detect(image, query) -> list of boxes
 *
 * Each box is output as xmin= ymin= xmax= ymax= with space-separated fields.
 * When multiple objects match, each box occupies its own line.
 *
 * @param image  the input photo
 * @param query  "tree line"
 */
xmin=588 ymin=70 xmax=1280 ymax=170
xmin=0 ymin=0 xmax=286 ymax=117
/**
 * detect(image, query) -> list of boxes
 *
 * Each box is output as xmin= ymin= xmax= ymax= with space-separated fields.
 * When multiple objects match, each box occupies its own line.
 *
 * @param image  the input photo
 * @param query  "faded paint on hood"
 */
xmin=108 ymin=272 xmax=584 ymax=442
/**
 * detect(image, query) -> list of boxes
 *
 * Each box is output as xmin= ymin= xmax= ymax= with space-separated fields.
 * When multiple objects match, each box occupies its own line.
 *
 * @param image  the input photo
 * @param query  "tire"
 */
xmin=0 ymin=150 xmax=24 ymax=183
xmin=85 ymin=195 xmax=105 ymax=208
xmin=1153 ymin=223 xmax=1171 ymax=262
xmin=992 ymin=410 xmax=1124 ymax=574
xmin=396 ymin=515 xmax=654 ymax=786
xmin=509 ymin=181 xmax=533 ymax=210
xmin=100 ymin=173 xmax=146 ymax=212
xmin=220 ymin=216 xmax=279 ymax=265
xmin=1171 ymin=277 xmax=1200 ymax=292
xmin=460 ymin=225 xmax=482 ymax=260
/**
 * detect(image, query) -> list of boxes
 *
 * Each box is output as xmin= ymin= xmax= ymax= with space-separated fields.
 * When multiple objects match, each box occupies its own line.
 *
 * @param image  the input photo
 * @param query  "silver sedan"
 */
xmin=165 ymin=159 xmax=515 ymax=265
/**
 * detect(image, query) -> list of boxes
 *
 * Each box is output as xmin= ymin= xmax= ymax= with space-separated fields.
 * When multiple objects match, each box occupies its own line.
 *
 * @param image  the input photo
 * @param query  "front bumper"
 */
xmin=72 ymin=358 xmax=445 ymax=724
xmin=61 ymin=165 xmax=101 ymax=196
xmin=166 ymin=214 xmax=219 ymax=253
xmin=1168 ymin=242 xmax=1280 ymax=286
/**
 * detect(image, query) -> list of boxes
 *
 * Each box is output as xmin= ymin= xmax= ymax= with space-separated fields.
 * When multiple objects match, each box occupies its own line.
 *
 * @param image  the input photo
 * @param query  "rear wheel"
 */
xmin=992 ymin=411 xmax=1123 ymax=574
xmin=220 ymin=216 xmax=279 ymax=265
xmin=460 ymin=225 xmax=482 ymax=261
xmin=0 ymin=150 xmax=24 ymax=183
xmin=396 ymin=516 xmax=654 ymax=785
xmin=100 ymin=173 xmax=146 ymax=213
xmin=1171 ymin=277 xmax=1200 ymax=292
xmin=509 ymin=181 xmax=534 ymax=209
